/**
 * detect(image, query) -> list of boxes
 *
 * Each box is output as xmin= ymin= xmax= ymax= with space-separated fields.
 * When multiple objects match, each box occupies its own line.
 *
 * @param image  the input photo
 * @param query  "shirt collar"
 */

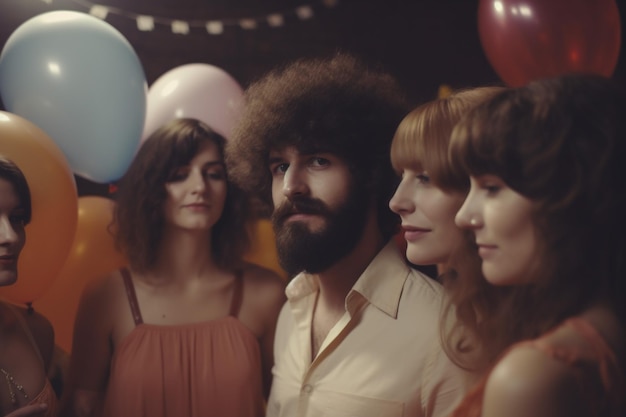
xmin=284 ymin=240 xmax=409 ymax=319
xmin=285 ymin=271 xmax=319 ymax=301
xmin=350 ymin=240 xmax=408 ymax=318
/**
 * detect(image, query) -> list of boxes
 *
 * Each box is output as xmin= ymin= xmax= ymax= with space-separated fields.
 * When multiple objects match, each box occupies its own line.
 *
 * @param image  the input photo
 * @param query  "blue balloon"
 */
xmin=0 ymin=11 xmax=147 ymax=183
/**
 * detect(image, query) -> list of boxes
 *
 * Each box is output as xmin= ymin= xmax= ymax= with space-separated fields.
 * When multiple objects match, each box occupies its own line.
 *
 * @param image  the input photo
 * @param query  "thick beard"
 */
xmin=272 ymin=186 xmax=369 ymax=277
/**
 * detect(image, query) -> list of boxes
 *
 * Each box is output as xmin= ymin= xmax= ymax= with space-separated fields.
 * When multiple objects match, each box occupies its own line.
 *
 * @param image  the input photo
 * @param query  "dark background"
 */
xmin=2 ymin=0 xmax=626 ymax=196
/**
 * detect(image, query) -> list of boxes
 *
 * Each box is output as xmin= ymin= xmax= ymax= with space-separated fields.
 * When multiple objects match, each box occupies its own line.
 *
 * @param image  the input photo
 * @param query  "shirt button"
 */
xmin=302 ymin=384 xmax=313 ymax=394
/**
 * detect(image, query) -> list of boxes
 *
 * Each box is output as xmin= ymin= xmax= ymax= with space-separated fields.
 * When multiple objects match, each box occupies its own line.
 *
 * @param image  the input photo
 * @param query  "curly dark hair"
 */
xmin=0 ymin=156 xmax=31 ymax=225
xmin=226 ymin=53 xmax=410 ymax=241
xmin=448 ymin=73 xmax=626 ymax=369
xmin=113 ymin=118 xmax=251 ymax=273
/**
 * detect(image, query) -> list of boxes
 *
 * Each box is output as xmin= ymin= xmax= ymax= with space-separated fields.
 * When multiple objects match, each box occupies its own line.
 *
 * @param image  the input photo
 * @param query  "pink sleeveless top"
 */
xmin=102 ymin=269 xmax=265 ymax=417
xmin=451 ymin=317 xmax=625 ymax=417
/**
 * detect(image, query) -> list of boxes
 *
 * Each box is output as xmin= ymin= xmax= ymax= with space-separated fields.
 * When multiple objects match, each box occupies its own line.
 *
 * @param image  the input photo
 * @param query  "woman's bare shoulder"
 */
xmin=483 ymin=343 xmax=587 ymax=417
xmin=19 ymin=306 xmax=54 ymax=349
xmin=15 ymin=306 xmax=53 ymax=339
xmin=241 ymin=262 xmax=285 ymax=290
xmin=75 ymin=269 xmax=129 ymax=324
xmin=0 ymin=304 xmax=55 ymax=371
xmin=81 ymin=269 xmax=126 ymax=301
xmin=239 ymin=263 xmax=286 ymax=310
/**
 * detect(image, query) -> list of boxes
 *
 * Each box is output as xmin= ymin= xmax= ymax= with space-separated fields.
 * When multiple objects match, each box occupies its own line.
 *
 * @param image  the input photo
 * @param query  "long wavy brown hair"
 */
xmin=448 ymin=74 xmax=626 ymax=372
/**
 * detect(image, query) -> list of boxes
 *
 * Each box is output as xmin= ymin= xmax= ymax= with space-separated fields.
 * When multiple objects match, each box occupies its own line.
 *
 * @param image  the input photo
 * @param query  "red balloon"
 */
xmin=478 ymin=0 xmax=622 ymax=87
xmin=244 ymin=219 xmax=286 ymax=280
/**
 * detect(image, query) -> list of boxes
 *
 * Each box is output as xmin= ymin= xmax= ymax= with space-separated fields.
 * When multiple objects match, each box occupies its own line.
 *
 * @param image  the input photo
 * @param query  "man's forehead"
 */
xmin=268 ymin=144 xmax=333 ymax=159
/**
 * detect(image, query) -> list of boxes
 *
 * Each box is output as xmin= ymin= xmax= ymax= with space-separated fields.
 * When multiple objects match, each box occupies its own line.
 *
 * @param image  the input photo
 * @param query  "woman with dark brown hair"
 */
xmin=0 ymin=156 xmax=57 ymax=417
xmin=62 ymin=118 xmax=285 ymax=417
xmin=449 ymin=74 xmax=626 ymax=417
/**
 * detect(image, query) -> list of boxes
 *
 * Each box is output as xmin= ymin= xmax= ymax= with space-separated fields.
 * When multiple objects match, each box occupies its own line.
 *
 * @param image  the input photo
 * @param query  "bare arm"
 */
xmin=482 ymin=345 xmax=588 ymax=417
xmin=59 ymin=276 xmax=117 ymax=417
xmin=249 ymin=267 xmax=287 ymax=399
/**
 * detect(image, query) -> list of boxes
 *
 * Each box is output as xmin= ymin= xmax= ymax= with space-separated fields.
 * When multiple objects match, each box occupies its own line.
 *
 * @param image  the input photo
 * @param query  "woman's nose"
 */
xmin=0 ymin=217 xmax=19 ymax=245
xmin=455 ymin=195 xmax=481 ymax=229
xmin=389 ymin=178 xmax=414 ymax=215
xmin=189 ymin=170 xmax=207 ymax=193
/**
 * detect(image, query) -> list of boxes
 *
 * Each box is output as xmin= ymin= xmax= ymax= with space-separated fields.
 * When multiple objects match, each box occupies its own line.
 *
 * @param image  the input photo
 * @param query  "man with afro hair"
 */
xmin=226 ymin=53 xmax=466 ymax=417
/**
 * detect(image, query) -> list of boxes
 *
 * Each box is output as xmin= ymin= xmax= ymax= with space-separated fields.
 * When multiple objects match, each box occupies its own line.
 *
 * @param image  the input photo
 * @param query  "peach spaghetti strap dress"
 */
xmin=451 ymin=317 xmax=625 ymax=417
xmin=102 ymin=269 xmax=265 ymax=417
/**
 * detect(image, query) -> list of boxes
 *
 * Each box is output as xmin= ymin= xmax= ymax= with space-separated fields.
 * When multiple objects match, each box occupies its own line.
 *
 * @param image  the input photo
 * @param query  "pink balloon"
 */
xmin=142 ymin=63 xmax=244 ymax=142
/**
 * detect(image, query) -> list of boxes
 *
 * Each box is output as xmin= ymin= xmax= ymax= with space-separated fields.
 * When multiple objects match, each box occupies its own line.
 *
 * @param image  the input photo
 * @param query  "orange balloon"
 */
xmin=0 ymin=111 xmax=78 ymax=303
xmin=34 ymin=196 xmax=127 ymax=352
xmin=244 ymin=218 xmax=286 ymax=279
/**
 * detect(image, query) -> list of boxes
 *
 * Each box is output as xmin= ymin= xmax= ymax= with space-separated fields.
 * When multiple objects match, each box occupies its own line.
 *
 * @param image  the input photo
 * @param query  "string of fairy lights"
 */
xmin=36 ymin=0 xmax=340 ymax=35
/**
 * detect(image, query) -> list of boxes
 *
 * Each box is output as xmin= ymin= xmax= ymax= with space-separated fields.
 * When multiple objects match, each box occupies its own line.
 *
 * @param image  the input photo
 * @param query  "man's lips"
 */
xmin=275 ymin=207 xmax=326 ymax=224
xmin=284 ymin=211 xmax=322 ymax=221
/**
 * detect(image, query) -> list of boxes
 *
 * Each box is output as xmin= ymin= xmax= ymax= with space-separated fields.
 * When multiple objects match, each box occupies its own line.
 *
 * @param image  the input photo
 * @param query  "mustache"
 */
xmin=272 ymin=197 xmax=331 ymax=225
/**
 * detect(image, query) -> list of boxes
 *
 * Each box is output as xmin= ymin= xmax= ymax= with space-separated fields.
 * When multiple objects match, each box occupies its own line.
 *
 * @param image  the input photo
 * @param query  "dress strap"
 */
xmin=120 ymin=268 xmax=143 ymax=325
xmin=5 ymin=303 xmax=45 ymax=368
xmin=229 ymin=270 xmax=244 ymax=318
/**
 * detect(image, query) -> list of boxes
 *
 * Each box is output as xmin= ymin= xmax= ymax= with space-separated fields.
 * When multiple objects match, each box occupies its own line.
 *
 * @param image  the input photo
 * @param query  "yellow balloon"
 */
xmin=244 ymin=218 xmax=286 ymax=279
xmin=0 ymin=111 xmax=78 ymax=304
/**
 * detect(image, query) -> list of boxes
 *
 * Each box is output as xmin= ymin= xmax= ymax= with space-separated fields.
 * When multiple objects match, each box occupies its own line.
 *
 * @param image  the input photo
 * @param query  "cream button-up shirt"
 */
xmin=266 ymin=241 xmax=466 ymax=417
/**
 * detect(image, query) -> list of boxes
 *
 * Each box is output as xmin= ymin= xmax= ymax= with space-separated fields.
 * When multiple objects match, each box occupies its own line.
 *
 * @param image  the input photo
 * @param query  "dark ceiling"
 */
xmin=1 ymin=0 xmax=508 ymax=102
xmin=3 ymin=0 xmax=626 ymax=108
xmin=1 ymin=0 xmax=626 ymax=194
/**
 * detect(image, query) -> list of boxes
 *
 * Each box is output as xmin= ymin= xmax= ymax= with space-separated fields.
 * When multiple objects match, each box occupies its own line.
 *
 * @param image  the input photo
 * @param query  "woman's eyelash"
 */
xmin=482 ymin=184 xmax=500 ymax=193
xmin=416 ymin=173 xmax=430 ymax=183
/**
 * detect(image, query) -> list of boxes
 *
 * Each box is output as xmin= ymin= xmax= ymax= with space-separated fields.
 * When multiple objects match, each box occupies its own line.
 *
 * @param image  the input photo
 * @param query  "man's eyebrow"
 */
xmin=268 ymin=156 xmax=284 ymax=165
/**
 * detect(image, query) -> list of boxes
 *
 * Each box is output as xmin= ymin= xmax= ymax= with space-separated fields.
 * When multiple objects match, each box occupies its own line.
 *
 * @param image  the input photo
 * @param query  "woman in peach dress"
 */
xmin=62 ymin=119 xmax=285 ymax=417
xmin=448 ymin=74 xmax=625 ymax=417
